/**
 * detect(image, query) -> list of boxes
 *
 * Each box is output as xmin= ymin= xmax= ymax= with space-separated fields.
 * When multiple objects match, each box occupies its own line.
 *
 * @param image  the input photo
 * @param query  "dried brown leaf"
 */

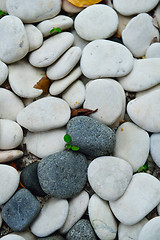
xmin=34 ymin=76 xmax=51 ymax=93
xmin=71 ymin=108 xmax=98 ymax=117
xmin=150 ymin=36 xmax=158 ymax=45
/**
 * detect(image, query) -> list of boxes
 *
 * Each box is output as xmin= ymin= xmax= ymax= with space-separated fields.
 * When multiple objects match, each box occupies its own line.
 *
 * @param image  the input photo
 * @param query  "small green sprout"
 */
xmin=138 ymin=164 xmax=148 ymax=173
xmin=50 ymin=27 xmax=62 ymax=34
xmin=64 ymin=134 xmax=79 ymax=151
xmin=0 ymin=10 xmax=8 ymax=16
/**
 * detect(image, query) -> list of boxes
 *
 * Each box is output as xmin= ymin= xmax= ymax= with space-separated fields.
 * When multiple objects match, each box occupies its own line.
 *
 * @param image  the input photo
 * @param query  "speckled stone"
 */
xmin=66 ymin=219 xmax=97 ymax=240
xmin=66 ymin=116 xmax=116 ymax=157
xmin=2 ymin=189 xmax=41 ymax=231
xmin=20 ymin=162 xmax=46 ymax=197
xmin=38 ymin=151 xmax=88 ymax=199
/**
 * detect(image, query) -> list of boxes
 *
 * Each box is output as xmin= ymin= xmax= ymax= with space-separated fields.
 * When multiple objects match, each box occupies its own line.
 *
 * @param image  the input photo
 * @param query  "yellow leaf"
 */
xmin=67 ymin=0 xmax=102 ymax=7
xmin=33 ymin=76 xmax=51 ymax=93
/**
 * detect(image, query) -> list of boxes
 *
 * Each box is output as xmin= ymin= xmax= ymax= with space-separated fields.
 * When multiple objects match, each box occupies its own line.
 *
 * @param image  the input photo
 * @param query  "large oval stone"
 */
xmin=80 ymin=39 xmax=133 ymax=79
xmin=138 ymin=216 xmax=160 ymax=240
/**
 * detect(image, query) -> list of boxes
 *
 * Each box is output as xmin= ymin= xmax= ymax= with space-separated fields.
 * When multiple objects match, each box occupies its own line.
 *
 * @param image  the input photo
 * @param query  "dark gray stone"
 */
xmin=20 ymin=162 xmax=46 ymax=197
xmin=66 ymin=116 xmax=116 ymax=157
xmin=1 ymin=189 xmax=41 ymax=231
xmin=38 ymin=151 xmax=88 ymax=199
xmin=37 ymin=234 xmax=65 ymax=240
xmin=66 ymin=219 xmax=97 ymax=240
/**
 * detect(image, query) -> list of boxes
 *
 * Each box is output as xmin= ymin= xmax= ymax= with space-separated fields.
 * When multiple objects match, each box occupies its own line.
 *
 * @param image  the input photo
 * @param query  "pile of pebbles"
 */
xmin=1 ymin=0 xmax=160 ymax=239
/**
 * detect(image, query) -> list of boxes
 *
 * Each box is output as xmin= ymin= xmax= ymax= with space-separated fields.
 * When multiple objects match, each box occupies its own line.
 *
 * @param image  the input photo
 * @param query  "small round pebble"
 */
xmin=66 ymin=219 xmax=97 ymax=240
xmin=138 ymin=216 xmax=160 ymax=240
xmin=0 ymin=150 xmax=23 ymax=163
xmin=2 ymin=189 xmax=41 ymax=231
xmin=150 ymin=133 xmax=160 ymax=167
xmin=66 ymin=116 xmax=116 ymax=157
xmin=38 ymin=151 xmax=88 ymax=198
xmin=145 ymin=42 xmax=160 ymax=58
xmin=0 ymin=234 xmax=25 ymax=240
xmin=20 ymin=162 xmax=46 ymax=197
xmin=62 ymin=0 xmax=83 ymax=13
xmin=0 ymin=60 xmax=8 ymax=85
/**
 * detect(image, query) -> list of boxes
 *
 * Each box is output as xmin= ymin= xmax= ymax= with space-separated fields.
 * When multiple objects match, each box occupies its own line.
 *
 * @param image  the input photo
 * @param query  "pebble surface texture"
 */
xmin=38 ymin=151 xmax=88 ymax=198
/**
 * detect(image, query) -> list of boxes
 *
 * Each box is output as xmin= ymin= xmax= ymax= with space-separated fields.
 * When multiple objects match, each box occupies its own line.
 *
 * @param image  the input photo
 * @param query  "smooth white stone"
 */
xmin=0 ymin=60 xmax=8 ymax=85
xmin=154 ymin=3 xmax=160 ymax=28
xmin=114 ymin=122 xmax=149 ymax=172
xmin=62 ymin=80 xmax=85 ymax=109
xmin=1 ymin=234 xmax=25 ymax=240
xmin=49 ymin=66 xmax=82 ymax=96
xmin=31 ymin=198 xmax=69 ymax=237
xmin=62 ymin=0 xmax=83 ymax=13
xmin=83 ymin=79 xmax=125 ymax=126
xmin=8 ymin=59 xmax=44 ymax=98
xmin=74 ymin=4 xmax=118 ymax=41
xmin=6 ymin=0 xmax=61 ymax=23
xmin=47 ymin=47 xmax=81 ymax=80
xmin=17 ymin=96 xmax=71 ymax=132
xmin=113 ymin=0 xmax=159 ymax=16
xmin=118 ymin=59 xmax=160 ymax=92
xmin=0 ymin=0 xmax=7 ymax=11
xmin=0 ymin=16 xmax=29 ymax=64
xmin=0 ymin=88 xmax=24 ymax=121
xmin=0 ymin=119 xmax=23 ymax=150
xmin=37 ymin=15 xmax=73 ymax=37
xmin=145 ymin=43 xmax=160 ymax=58
xmin=0 ymin=164 xmax=19 ymax=205
xmin=157 ymin=203 xmax=160 ymax=215
xmin=72 ymin=30 xmax=89 ymax=50
xmin=0 ymin=211 xmax=2 ymax=228
xmin=138 ymin=217 xmax=160 ymax=240
xmin=122 ymin=13 xmax=159 ymax=58
xmin=116 ymin=13 xmax=132 ymax=37
xmin=89 ymin=194 xmax=117 ymax=240
xmin=14 ymin=231 xmax=37 ymax=240
xmin=29 ymin=32 xmax=74 ymax=67
xmin=127 ymin=89 xmax=160 ymax=132
xmin=88 ymin=156 xmax=133 ymax=201
xmin=24 ymin=128 xmax=66 ymax=158
xmin=109 ymin=173 xmax=160 ymax=225
xmin=118 ymin=218 xmax=148 ymax=240
xmin=25 ymin=24 xmax=43 ymax=52
xmin=81 ymin=39 xmax=133 ymax=79
xmin=0 ymin=150 xmax=23 ymax=163
xmin=136 ymin=84 xmax=160 ymax=98
xmin=23 ymin=98 xmax=34 ymax=107
xmin=150 ymin=133 xmax=160 ymax=168
xmin=60 ymin=191 xmax=89 ymax=234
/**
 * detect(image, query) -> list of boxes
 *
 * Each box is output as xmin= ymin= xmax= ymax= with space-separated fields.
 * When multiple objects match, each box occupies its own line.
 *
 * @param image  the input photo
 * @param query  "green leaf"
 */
xmin=71 ymin=146 xmax=79 ymax=151
xmin=0 ymin=10 xmax=7 ymax=15
xmin=50 ymin=28 xmax=56 ymax=34
xmin=143 ymin=164 xmax=148 ymax=170
xmin=138 ymin=164 xmax=148 ymax=173
xmin=64 ymin=134 xmax=71 ymax=143
xmin=65 ymin=144 xmax=71 ymax=150
xmin=56 ymin=27 xmax=62 ymax=33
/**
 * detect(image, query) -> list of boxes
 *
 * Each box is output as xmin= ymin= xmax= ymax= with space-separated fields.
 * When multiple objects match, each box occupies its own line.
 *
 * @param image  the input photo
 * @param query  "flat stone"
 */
xmin=89 ymin=194 xmax=117 ymax=240
xmin=24 ymin=128 xmax=66 ymax=158
xmin=122 ymin=13 xmax=159 ymax=57
xmin=25 ymin=24 xmax=43 ymax=52
xmin=1 ymin=235 xmax=25 ymax=240
xmin=138 ymin=216 xmax=160 ymax=240
xmin=37 ymin=15 xmax=73 ymax=38
xmin=62 ymin=0 xmax=83 ymax=13
xmin=17 ymin=96 xmax=71 ymax=132
xmin=72 ymin=30 xmax=89 ymax=50
xmin=136 ymin=84 xmax=160 ymax=98
xmin=31 ymin=198 xmax=68 ymax=237
xmin=0 ymin=15 xmax=29 ymax=64
xmin=29 ymin=32 xmax=74 ymax=67
xmin=113 ymin=0 xmax=159 ymax=16
xmin=66 ymin=116 xmax=116 ymax=157
xmin=6 ymin=0 xmax=61 ymax=23
xmin=114 ymin=122 xmax=150 ymax=172
xmin=118 ymin=218 xmax=148 ymax=240
xmin=150 ymin=133 xmax=160 ymax=167
xmin=60 ymin=191 xmax=89 ymax=234
xmin=62 ymin=80 xmax=85 ymax=109
xmin=0 ymin=119 xmax=23 ymax=150
xmin=20 ymin=162 xmax=46 ymax=197
xmin=145 ymin=43 xmax=160 ymax=58
xmin=83 ymin=79 xmax=125 ymax=126
xmin=109 ymin=173 xmax=160 ymax=225
xmin=8 ymin=59 xmax=44 ymax=98
xmin=0 ymin=150 xmax=23 ymax=163
xmin=0 ymin=88 xmax=24 ymax=121
xmin=49 ymin=66 xmax=82 ymax=96
xmin=66 ymin=219 xmax=97 ymax=240
xmin=118 ymin=59 xmax=160 ymax=92
xmin=0 ymin=164 xmax=19 ymax=205
xmin=2 ymin=189 xmax=41 ymax=231
xmin=127 ymin=89 xmax=160 ymax=132
xmin=38 ymin=151 xmax=88 ymax=198
xmin=37 ymin=235 xmax=65 ymax=240
xmin=14 ymin=231 xmax=36 ymax=240
xmin=0 ymin=60 xmax=8 ymax=85
xmin=116 ymin=13 xmax=132 ymax=37
xmin=74 ymin=4 xmax=118 ymax=41
xmin=80 ymin=39 xmax=133 ymax=79
xmin=88 ymin=156 xmax=133 ymax=201
xmin=47 ymin=47 xmax=81 ymax=80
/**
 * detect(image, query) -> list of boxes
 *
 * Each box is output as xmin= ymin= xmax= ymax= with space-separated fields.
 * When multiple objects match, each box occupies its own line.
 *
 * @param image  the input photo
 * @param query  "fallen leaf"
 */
xmin=33 ymin=76 xmax=51 ymax=93
xmin=150 ymin=36 xmax=158 ymax=45
xmin=71 ymin=108 xmax=98 ymax=117
xmin=67 ymin=0 xmax=102 ymax=7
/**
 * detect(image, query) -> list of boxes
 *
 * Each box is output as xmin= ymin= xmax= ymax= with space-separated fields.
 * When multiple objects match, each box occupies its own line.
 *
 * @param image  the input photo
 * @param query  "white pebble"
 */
xmin=0 ymin=60 xmax=8 ymax=85
xmin=145 ymin=43 xmax=160 ymax=58
xmin=150 ymin=133 xmax=160 ymax=168
xmin=138 ymin=216 xmax=160 ymax=240
xmin=62 ymin=0 xmax=83 ymax=13
xmin=0 ymin=150 xmax=23 ymax=163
